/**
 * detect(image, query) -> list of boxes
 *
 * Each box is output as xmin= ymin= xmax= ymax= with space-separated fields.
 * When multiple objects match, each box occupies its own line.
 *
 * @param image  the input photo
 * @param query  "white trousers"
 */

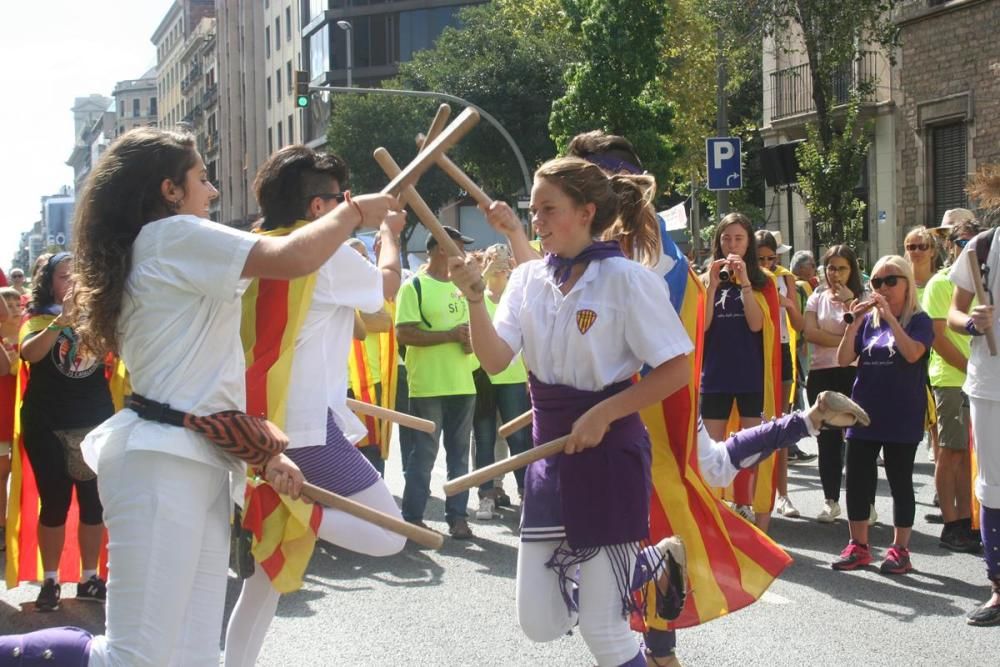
xmin=970 ymin=397 xmax=1000 ymax=508
xmin=517 ymin=540 xmax=647 ymax=667
xmin=223 ymin=481 xmax=405 ymax=667
xmin=88 ymin=447 xmax=231 ymax=667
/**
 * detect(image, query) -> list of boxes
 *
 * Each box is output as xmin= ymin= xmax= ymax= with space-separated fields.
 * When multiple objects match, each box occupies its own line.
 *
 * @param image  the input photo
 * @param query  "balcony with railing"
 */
xmin=202 ymin=82 xmax=218 ymax=109
xmin=769 ymin=51 xmax=882 ymax=121
xmin=180 ymin=61 xmax=203 ymax=94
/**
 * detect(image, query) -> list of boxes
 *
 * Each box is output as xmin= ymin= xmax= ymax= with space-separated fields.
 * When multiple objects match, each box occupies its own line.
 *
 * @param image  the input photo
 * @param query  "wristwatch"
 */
xmin=965 ymin=317 xmax=984 ymax=336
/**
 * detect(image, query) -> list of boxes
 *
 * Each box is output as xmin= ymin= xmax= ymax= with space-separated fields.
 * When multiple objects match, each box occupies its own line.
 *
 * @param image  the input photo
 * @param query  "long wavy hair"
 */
xmin=29 ymin=252 xmax=71 ymax=315
xmin=711 ymin=212 xmax=768 ymax=289
xmin=72 ymin=127 xmax=199 ymax=353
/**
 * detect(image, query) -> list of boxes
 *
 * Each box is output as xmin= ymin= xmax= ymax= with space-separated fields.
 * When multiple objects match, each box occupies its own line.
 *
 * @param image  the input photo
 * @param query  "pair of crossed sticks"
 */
xmin=376 ymin=104 xmax=496 ymax=293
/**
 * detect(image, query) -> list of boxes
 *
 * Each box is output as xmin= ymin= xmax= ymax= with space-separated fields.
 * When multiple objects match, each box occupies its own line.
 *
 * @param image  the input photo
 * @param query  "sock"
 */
xmin=44 ymin=570 xmax=58 ymax=583
xmin=81 ymin=568 xmax=97 ymax=582
xmin=981 ymin=505 xmax=1000 ymax=581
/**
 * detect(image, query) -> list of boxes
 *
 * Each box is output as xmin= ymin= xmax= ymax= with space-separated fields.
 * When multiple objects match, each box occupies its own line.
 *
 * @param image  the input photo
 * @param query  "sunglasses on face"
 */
xmin=757 ymin=255 xmax=777 ymax=265
xmin=952 ymin=238 xmax=970 ymax=249
xmin=870 ymin=275 xmax=906 ymax=289
xmin=310 ymin=192 xmax=347 ymax=204
xmin=905 ymin=243 xmax=929 ymax=252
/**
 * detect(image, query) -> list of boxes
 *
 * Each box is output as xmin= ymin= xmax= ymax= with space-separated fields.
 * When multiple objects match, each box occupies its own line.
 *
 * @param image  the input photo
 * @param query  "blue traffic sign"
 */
xmin=706 ymin=137 xmax=742 ymax=191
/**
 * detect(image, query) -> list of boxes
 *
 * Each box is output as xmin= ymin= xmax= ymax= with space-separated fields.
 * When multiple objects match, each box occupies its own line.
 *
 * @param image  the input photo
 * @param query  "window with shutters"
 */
xmin=930 ymin=122 xmax=968 ymax=225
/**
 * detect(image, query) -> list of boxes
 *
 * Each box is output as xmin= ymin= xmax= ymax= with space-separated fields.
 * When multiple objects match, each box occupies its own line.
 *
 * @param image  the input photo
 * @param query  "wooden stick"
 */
xmin=381 ymin=108 xmax=480 ymax=197
xmin=345 ymin=397 xmax=436 ymax=434
xmin=442 ymin=436 xmax=568 ymax=497
xmin=967 ymin=250 xmax=998 ymax=356
xmin=303 ymin=482 xmax=444 ymax=549
xmin=421 ymin=103 xmax=451 ymax=149
xmin=416 ymin=132 xmax=494 ymax=208
xmin=498 ymin=410 xmax=532 ymax=439
xmin=373 ymin=147 xmax=485 ymax=295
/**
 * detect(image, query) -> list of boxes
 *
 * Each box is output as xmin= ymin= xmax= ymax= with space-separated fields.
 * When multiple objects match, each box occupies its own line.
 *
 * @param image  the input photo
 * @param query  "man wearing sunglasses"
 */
xmin=948 ymin=213 xmax=1000 ymax=627
xmin=924 ymin=210 xmax=981 ymax=554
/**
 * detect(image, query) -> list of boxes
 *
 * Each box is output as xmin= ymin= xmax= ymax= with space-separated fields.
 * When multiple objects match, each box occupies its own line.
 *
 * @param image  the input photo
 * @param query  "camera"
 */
xmin=718 ymin=265 xmax=731 ymax=282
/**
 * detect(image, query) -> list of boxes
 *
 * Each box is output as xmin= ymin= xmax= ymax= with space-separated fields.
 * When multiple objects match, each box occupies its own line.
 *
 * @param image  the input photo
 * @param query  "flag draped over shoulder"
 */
xmin=720 ymin=278 xmax=783 ymax=514
xmin=347 ymin=301 xmax=399 ymax=459
xmin=635 ymin=229 xmax=791 ymax=632
xmin=5 ymin=315 xmax=117 ymax=588
xmin=240 ymin=220 xmax=322 ymax=591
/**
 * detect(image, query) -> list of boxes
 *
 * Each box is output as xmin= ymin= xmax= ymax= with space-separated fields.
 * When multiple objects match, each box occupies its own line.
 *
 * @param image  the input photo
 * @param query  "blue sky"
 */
xmin=0 ymin=0 xmax=174 ymax=269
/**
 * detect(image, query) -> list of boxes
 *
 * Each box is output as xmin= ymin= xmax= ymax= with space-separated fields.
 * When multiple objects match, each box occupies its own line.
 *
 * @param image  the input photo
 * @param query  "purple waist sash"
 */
xmin=524 ymin=374 xmax=651 ymax=549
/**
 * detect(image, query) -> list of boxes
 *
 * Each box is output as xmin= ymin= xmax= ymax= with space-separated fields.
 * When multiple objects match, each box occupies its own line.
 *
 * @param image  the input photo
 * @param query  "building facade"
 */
xmin=66 ymin=95 xmax=115 ymax=195
xmin=180 ymin=16 xmax=221 ymax=218
xmin=112 ymin=68 xmax=158 ymax=138
xmin=152 ymin=0 xmax=214 ymax=131
xmin=895 ymin=0 xmax=1000 ymax=228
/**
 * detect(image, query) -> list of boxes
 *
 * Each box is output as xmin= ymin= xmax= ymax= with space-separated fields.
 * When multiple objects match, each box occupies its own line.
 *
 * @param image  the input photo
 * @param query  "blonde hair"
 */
xmin=869 ymin=254 xmax=920 ymax=328
xmin=903 ymin=225 xmax=941 ymax=271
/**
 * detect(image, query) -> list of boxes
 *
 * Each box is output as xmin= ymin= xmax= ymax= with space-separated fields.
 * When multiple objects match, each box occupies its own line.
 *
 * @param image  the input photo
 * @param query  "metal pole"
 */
xmin=314 ymin=84 xmax=533 ymax=195
xmin=690 ymin=172 xmax=701 ymax=261
xmin=346 ymin=30 xmax=353 ymax=88
xmin=715 ymin=29 xmax=729 ymax=218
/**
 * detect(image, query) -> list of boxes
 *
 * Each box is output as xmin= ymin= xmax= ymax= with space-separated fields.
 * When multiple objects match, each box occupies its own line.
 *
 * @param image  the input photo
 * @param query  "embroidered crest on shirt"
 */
xmin=576 ymin=309 xmax=597 ymax=335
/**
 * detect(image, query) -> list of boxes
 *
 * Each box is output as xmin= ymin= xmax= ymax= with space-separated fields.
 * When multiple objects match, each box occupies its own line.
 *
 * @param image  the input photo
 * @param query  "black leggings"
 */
xmin=806 ymin=366 xmax=857 ymax=501
xmin=845 ymin=438 xmax=919 ymax=527
xmin=21 ymin=422 xmax=103 ymax=527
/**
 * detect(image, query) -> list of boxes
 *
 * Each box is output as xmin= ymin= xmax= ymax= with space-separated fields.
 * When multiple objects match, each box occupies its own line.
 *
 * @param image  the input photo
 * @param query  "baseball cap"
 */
xmin=426 ymin=225 xmax=474 ymax=251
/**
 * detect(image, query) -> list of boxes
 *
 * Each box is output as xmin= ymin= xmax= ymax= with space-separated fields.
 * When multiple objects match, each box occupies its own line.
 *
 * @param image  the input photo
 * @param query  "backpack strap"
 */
xmin=411 ymin=276 xmax=432 ymax=328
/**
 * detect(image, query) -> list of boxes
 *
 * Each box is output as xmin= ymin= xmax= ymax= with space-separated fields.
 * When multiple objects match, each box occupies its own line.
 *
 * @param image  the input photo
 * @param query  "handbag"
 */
xmin=52 ymin=426 xmax=97 ymax=482
xmin=126 ymin=394 xmax=288 ymax=466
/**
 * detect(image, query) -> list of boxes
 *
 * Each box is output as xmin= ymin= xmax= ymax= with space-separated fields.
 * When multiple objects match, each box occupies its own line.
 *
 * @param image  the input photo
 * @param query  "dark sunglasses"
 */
xmin=871 ymin=275 xmax=906 ymax=289
xmin=757 ymin=255 xmax=777 ymax=265
xmin=310 ymin=192 xmax=347 ymax=204
xmin=952 ymin=238 xmax=970 ymax=249
xmin=905 ymin=243 xmax=929 ymax=252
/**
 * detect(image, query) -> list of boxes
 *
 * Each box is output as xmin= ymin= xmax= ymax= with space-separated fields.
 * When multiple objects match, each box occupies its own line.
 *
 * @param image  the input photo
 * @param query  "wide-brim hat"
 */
xmin=771 ymin=231 xmax=792 ymax=255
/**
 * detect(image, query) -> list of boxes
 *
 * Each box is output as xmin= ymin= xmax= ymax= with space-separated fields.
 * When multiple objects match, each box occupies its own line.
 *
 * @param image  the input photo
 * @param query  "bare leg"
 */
xmin=78 ymin=522 xmax=104 ymax=573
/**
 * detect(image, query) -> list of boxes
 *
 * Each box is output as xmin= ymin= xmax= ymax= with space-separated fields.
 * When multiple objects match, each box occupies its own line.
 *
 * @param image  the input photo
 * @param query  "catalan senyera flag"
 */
xmin=377 ymin=301 xmax=398 ymax=458
xmin=240 ymin=220 xmax=322 ymax=591
xmin=242 ymin=475 xmax=322 ymax=594
xmin=5 ymin=315 xmax=116 ymax=588
xmin=635 ymin=227 xmax=791 ymax=632
xmin=348 ymin=327 xmax=378 ymax=447
xmin=719 ymin=275 xmax=783 ymax=514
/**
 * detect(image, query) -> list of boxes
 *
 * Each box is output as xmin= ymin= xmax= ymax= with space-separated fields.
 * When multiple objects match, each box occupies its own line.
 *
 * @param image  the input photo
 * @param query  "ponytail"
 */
xmin=604 ymin=174 xmax=661 ymax=268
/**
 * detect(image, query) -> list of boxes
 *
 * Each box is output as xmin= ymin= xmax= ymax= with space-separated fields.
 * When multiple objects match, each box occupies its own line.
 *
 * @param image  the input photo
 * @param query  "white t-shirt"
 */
xmin=82 ymin=215 xmax=258 ymax=478
xmin=805 ymin=288 xmax=855 ymax=370
xmin=949 ymin=229 xmax=1000 ymax=401
xmin=284 ymin=245 xmax=383 ymax=447
xmin=493 ymin=257 xmax=693 ymax=391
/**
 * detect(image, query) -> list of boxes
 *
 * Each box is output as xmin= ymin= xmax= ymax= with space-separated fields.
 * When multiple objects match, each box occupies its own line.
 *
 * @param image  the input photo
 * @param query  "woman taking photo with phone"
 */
xmin=833 ymin=255 xmax=934 ymax=574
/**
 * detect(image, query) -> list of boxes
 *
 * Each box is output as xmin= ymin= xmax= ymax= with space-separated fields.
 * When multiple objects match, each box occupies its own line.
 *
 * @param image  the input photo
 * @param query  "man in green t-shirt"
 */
xmin=396 ymin=226 xmax=477 ymax=539
xmin=924 ymin=212 xmax=981 ymax=553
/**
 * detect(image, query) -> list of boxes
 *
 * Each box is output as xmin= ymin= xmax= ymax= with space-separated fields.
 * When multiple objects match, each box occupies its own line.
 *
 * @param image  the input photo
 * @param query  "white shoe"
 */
xmin=475 ymin=496 xmax=496 ymax=521
xmin=777 ymin=496 xmax=800 ymax=518
xmin=734 ymin=504 xmax=755 ymax=523
xmin=868 ymin=503 xmax=878 ymax=526
xmin=817 ymin=499 xmax=841 ymax=523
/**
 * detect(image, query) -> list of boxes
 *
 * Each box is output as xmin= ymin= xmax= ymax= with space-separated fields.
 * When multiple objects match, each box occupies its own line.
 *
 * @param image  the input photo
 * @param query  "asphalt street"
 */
xmin=2 ymin=434 xmax=996 ymax=666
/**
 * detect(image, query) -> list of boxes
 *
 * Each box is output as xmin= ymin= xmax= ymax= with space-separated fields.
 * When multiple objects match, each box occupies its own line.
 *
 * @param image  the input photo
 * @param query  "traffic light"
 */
xmin=295 ymin=70 xmax=310 ymax=108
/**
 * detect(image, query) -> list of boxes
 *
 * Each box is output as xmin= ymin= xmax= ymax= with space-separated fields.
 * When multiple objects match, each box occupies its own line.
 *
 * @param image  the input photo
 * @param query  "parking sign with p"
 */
xmin=706 ymin=137 xmax=742 ymax=191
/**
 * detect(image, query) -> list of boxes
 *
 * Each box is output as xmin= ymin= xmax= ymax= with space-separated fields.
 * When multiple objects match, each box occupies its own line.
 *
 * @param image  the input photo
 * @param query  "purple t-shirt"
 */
xmin=846 ymin=311 xmax=934 ymax=444
xmin=702 ymin=285 xmax=764 ymax=394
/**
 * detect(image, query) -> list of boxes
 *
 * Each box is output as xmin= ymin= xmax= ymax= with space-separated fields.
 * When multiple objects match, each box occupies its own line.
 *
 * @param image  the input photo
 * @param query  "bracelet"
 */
xmin=343 ymin=190 xmax=365 ymax=229
xmin=466 ymin=295 xmax=484 ymax=304
xmin=966 ymin=317 xmax=985 ymax=336
xmin=740 ymin=285 xmax=752 ymax=291
xmin=46 ymin=322 xmax=65 ymax=331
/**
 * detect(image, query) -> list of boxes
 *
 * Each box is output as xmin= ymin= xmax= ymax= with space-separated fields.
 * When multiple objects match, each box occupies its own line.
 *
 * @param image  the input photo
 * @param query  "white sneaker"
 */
xmin=868 ymin=503 xmax=878 ymax=526
xmin=817 ymin=499 xmax=841 ymax=523
xmin=734 ymin=504 xmax=755 ymax=523
xmin=777 ymin=496 xmax=800 ymax=518
xmin=475 ymin=496 xmax=496 ymax=521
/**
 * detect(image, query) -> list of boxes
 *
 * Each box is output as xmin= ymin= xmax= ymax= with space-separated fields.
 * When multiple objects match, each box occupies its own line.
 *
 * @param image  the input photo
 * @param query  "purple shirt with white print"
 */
xmin=846 ymin=311 xmax=934 ymax=444
xmin=702 ymin=284 xmax=764 ymax=394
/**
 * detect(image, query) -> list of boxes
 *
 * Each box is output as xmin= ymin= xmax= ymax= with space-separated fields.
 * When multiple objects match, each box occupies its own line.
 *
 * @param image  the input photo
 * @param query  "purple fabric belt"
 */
xmin=285 ymin=410 xmax=380 ymax=497
xmin=523 ymin=374 xmax=651 ymax=549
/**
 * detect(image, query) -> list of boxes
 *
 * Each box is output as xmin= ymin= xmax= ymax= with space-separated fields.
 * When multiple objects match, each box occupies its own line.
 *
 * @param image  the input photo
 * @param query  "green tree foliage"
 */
xmin=549 ymin=0 xmax=678 ymax=186
xmin=327 ymin=0 xmax=579 ymax=217
xmin=711 ymin=0 xmax=899 ymax=247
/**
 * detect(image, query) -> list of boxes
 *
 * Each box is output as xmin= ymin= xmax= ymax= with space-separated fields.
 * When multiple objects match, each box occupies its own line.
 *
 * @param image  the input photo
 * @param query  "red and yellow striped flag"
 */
xmin=637 ymin=266 xmax=791 ymax=631
xmin=5 ymin=315 xmax=113 ymax=588
xmin=348 ymin=331 xmax=379 ymax=447
xmin=242 ymin=476 xmax=323 ymax=594
xmin=240 ymin=220 xmax=322 ymax=591
xmin=377 ymin=302 xmax=398 ymax=458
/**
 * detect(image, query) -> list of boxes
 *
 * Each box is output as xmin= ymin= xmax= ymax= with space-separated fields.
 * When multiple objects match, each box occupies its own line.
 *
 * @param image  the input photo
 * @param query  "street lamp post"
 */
xmin=337 ymin=20 xmax=353 ymax=88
